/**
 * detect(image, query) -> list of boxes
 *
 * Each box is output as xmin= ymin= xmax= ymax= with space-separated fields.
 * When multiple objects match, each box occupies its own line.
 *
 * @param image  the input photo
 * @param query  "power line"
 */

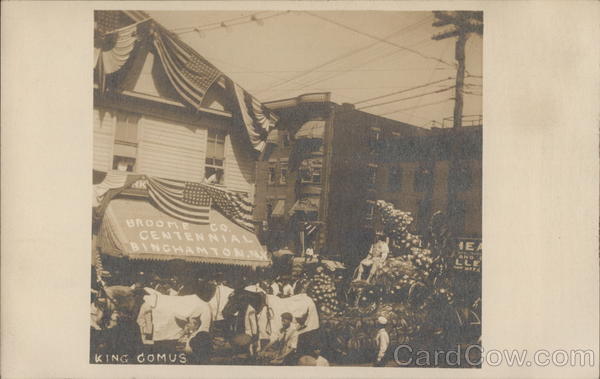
xmin=405 ymin=35 xmax=453 ymax=122
xmin=354 ymin=77 xmax=454 ymax=105
xmin=358 ymin=85 xmax=456 ymax=110
xmin=379 ymin=97 xmax=454 ymax=116
xmin=224 ymin=67 xmax=453 ymax=74
xmin=289 ymin=35 xmax=437 ymax=93
xmin=304 ymin=11 xmax=457 ymax=70
xmin=174 ymin=11 xmax=290 ymax=36
xmin=254 ymin=14 xmax=434 ymax=94
xmin=283 ymin=16 xmax=436 ymax=93
xmin=171 ymin=11 xmax=269 ymax=32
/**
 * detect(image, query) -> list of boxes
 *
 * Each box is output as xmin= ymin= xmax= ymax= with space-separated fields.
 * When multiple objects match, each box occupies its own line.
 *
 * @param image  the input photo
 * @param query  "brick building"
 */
xmin=254 ymin=93 xmax=426 ymax=263
xmin=376 ymin=125 xmax=482 ymax=239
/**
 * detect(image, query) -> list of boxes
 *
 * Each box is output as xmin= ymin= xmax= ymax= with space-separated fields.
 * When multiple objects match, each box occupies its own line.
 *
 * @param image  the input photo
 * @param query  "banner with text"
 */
xmin=99 ymin=198 xmax=269 ymax=267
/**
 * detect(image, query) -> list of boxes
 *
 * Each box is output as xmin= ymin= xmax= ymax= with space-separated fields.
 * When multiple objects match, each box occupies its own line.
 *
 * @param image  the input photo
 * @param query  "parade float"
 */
xmin=310 ymin=200 xmax=479 ymax=365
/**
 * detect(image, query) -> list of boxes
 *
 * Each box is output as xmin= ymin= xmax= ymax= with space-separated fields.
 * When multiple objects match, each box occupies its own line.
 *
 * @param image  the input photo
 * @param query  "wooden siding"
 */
xmin=137 ymin=115 xmax=206 ymax=182
xmin=224 ymin=131 xmax=256 ymax=196
xmin=93 ymin=108 xmax=115 ymax=172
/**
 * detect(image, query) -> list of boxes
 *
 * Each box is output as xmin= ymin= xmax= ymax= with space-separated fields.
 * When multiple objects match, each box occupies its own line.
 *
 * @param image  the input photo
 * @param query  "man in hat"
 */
xmin=374 ymin=316 xmax=390 ymax=367
xmin=353 ymin=233 xmax=389 ymax=283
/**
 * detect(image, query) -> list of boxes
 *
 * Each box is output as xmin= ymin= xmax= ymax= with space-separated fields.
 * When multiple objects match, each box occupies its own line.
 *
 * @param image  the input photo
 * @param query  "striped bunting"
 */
xmin=233 ymin=82 xmax=278 ymax=152
xmin=146 ymin=177 xmax=212 ymax=224
xmin=146 ymin=177 xmax=255 ymax=231
xmin=152 ymin=26 xmax=222 ymax=110
xmin=201 ymin=184 xmax=255 ymax=232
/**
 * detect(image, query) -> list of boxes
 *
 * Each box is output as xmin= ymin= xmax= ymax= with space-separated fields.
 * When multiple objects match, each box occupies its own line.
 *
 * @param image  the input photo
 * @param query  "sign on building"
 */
xmin=453 ymin=238 xmax=482 ymax=273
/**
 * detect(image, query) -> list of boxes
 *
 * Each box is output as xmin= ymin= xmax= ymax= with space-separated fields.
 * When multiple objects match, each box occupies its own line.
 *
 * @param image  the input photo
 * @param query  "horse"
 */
xmin=222 ymin=289 xmax=321 ymax=358
xmin=90 ymin=285 xmax=147 ymax=359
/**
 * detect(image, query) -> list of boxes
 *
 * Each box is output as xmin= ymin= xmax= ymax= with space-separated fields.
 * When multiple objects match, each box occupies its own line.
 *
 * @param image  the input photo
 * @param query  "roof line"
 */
xmin=263 ymin=92 xmax=332 ymax=109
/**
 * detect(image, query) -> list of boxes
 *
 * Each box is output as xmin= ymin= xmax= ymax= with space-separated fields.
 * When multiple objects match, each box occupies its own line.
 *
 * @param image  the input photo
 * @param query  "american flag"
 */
xmin=146 ymin=177 xmax=255 ymax=231
xmin=201 ymin=184 xmax=255 ymax=232
xmin=146 ymin=177 xmax=212 ymax=224
xmin=152 ymin=26 xmax=222 ymax=110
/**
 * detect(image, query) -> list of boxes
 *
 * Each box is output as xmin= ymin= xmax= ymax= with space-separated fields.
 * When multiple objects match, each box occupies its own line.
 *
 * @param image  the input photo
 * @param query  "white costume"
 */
xmin=354 ymin=239 xmax=389 ymax=282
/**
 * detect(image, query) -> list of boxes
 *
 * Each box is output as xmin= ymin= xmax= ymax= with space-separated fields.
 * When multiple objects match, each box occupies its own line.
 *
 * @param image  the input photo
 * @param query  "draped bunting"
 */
xmin=95 ymin=23 xmax=139 ymax=74
xmin=151 ymin=26 xmax=222 ymax=110
xmin=92 ymin=174 xmax=256 ymax=233
xmin=94 ymin=16 xmax=146 ymax=92
xmin=93 ymin=170 xmax=129 ymax=207
xmin=93 ymin=11 xmax=278 ymax=153
xmin=146 ymin=176 xmax=255 ymax=232
xmin=92 ymin=171 xmax=144 ymax=224
xmin=145 ymin=176 xmax=213 ymax=225
xmin=232 ymin=81 xmax=278 ymax=152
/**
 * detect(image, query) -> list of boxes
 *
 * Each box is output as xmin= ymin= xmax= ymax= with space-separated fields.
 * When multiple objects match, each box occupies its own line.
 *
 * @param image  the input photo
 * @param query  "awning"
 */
xmin=271 ymin=199 xmax=286 ymax=218
xmin=295 ymin=120 xmax=325 ymax=139
xmin=98 ymin=198 xmax=270 ymax=267
xmin=289 ymin=198 xmax=320 ymax=214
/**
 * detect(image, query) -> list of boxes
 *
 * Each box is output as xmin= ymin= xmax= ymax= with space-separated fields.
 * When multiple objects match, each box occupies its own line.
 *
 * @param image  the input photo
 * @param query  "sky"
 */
xmin=149 ymin=11 xmax=482 ymax=128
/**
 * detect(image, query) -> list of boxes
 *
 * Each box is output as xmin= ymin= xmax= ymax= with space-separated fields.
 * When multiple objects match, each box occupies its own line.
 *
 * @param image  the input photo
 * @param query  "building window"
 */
xmin=312 ymin=167 xmax=321 ymax=184
xmin=367 ymin=166 xmax=377 ymax=188
xmin=113 ymin=111 xmax=139 ymax=172
xmin=112 ymin=156 xmax=136 ymax=172
xmin=366 ymin=201 xmax=375 ymax=221
xmin=449 ymin=163 xmax=472 ymax=192
xmin=268 ymin=166 xmax=276 ymax=185
xmin=300 ymin=168 xmax=312 ymax=183
xmin=280 ymin=161 xmax=288 ymax=184
xmin=417 ymin=198 xmax=432 ymax=233
xmin=299 ymin=168 xmax=321 ymax=184
xmin=205 ymin=129 xmax=226 ymax=185
xmin=414 ymin=166 xmax=433 ymax=192
xmin=281 ymin=132 xmax=290 ymax=148
xmin=368 ymin=127 xmax=381 ymax=152
xmin=388 ymin=166 xmax=402 ymax=192
xmin=390 ymin=132 xmax=402 ymax=154
xmin=449 ymin=200 xmax=467 ymax=235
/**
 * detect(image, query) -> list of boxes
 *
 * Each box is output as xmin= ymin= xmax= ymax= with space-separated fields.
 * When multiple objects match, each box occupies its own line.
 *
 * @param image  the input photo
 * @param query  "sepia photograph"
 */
xmin=91 ymin=10 xmax=483 ymax=367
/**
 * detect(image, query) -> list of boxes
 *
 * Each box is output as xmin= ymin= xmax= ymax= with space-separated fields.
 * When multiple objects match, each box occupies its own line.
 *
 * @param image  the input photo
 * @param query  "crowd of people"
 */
xmin=90 ymin=233 xmax=404 ymax=366
xmin=91 ymin=265 xmax=344 ymax=365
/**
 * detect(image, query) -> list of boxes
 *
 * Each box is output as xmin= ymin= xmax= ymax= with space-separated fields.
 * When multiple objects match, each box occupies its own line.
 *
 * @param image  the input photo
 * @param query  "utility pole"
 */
xmin=431 ymin=12 xmax=483 ymax=310
xmin=430 ymin=11 xmax=483 ymax=239
xmin=432 ymin=11 xmax=483 ymax=128
xmin=453 ymin=32 xmax=467 ymax=128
